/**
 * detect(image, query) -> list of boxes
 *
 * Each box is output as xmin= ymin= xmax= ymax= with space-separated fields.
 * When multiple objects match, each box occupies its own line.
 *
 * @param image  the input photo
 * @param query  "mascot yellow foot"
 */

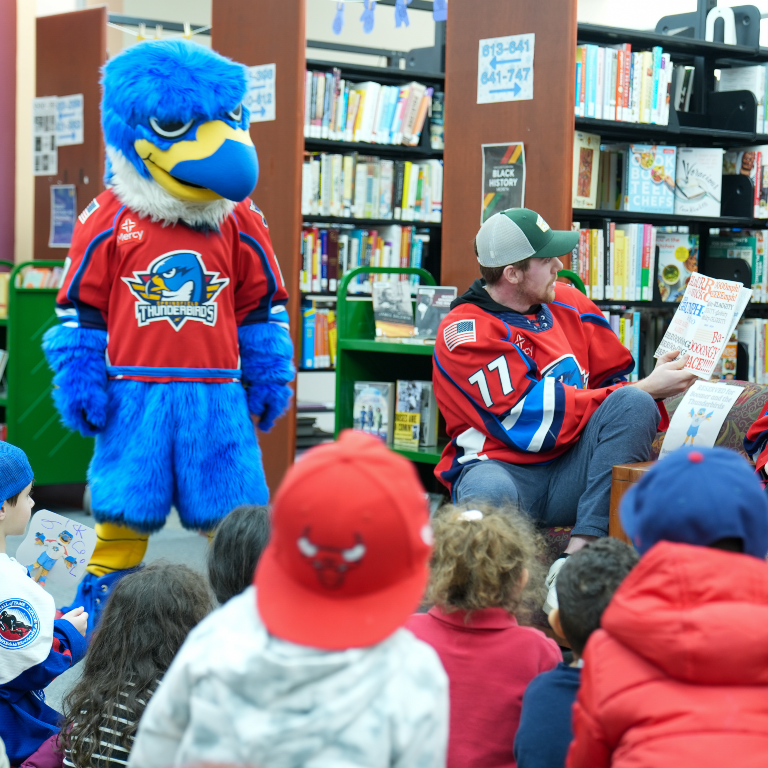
xmin=43 ymin=40 xmax=295 ymax=638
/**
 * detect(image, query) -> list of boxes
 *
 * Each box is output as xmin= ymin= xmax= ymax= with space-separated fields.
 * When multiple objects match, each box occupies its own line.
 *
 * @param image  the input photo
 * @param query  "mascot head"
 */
xmin=102 ymin=40 xmax=257 ymax=228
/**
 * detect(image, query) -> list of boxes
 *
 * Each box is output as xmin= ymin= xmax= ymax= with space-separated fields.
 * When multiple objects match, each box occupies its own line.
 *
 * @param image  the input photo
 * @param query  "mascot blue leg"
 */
xmin=63 ymin=380 xmax=268 ymax=636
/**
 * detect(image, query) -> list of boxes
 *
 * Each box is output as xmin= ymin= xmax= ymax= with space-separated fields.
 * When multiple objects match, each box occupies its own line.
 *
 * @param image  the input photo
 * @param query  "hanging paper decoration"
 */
xmin=360 ymin=0 xmax=377 ymax=34
xmin=332 ymin=1 xmax=345 ymax=35
xmin=395 ymin=0 xmax=412 ymax=28
xmin=433 ymin=0 xmax=447 ymax=22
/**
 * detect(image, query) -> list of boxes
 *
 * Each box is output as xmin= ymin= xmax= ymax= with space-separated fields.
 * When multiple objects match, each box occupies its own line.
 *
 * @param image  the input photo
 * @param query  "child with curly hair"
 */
xmin=406 ymin=503 xmax=561 ymax=768
xmin=21 ymin=563 xmax=212 ymax=768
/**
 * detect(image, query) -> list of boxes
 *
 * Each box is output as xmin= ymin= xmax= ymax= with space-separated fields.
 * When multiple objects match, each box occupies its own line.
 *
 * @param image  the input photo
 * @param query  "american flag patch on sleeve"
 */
xmin=78 ymin=199 xmax=99 ymax=224
xmin=444 ymin=319 xmax=476 ymax=351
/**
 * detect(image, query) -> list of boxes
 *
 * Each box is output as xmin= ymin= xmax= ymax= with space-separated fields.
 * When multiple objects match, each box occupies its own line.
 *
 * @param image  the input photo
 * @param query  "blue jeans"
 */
xmin=454 ymin=386 xmax=660 ymax=537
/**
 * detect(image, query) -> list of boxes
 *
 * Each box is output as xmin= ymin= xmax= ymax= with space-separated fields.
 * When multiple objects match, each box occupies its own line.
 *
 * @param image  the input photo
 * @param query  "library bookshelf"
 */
xmin=7 ymin=261 xmax=93 ymax=485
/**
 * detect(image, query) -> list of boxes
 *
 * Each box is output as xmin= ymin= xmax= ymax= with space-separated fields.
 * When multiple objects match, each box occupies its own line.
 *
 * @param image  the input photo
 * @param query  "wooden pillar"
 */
xmin=212 ymin=0 xmax=305 ymax=495
xmin=441 ymin=0 xmax=577 ymax=291
xmin=35 ymin=7 xmax=107 ymax=261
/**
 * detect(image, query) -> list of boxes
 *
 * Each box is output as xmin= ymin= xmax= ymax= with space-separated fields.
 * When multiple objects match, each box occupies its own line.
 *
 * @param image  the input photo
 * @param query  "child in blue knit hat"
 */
xmin=0 ymin=442 xmax=88 ymax=765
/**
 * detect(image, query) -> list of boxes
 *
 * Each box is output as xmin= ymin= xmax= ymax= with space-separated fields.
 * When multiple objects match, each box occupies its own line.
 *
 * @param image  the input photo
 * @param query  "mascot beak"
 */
xmin=134 ymin=120 xmax=259 ymax=202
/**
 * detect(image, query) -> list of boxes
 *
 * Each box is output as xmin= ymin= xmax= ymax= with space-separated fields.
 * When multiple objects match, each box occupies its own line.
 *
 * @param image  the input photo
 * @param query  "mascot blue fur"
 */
xmin=42 ymin=40 xmax=294 ymax=635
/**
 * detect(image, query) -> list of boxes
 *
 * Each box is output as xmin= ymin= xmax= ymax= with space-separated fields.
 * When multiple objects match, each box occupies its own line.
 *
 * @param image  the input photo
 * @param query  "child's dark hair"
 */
xmin=207 ymin=505 xmax=270 ymax=604
xmin=556 ymin=538 xmax=639 ymax=656
xmin=427 ymin=502 xmax=545 ymax=619
xmin=62 ymin=562 xmax=212 ymax=764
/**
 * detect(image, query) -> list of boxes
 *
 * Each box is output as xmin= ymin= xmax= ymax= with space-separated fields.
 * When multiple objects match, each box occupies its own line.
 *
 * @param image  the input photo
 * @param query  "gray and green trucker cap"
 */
xmin=475 ymin=208 xmax=579 ymax=268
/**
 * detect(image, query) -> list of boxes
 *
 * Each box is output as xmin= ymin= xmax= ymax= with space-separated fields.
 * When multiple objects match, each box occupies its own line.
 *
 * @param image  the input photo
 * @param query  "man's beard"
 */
xmin=514 ymin=277 xmax=555 ymax=309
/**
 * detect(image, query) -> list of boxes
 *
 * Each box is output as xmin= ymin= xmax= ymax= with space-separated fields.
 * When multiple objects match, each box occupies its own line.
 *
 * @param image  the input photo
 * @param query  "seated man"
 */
xmin=432 ymin=208 xmax=695 ymax=612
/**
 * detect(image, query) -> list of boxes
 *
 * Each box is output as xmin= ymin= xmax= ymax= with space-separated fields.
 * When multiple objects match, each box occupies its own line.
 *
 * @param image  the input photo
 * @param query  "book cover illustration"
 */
xmin=394 ymin=380 xmax=423 ymax=448
xmin=372 ymin=280 xmax=414 ymax=337
xmin=656 ymin=233 xmax=699 ymax=302
xmin=658 ymin=381 xmax=743 ymax=458
xmin=674 ymin=147 xmax=723 ymax=217
xmin=14 ymin=511 xmax=97 ymax=589
xmin=415 ymin=286 xmax=457 ymax=338
xmin=481 ymin=142 xmax=526 ymax=223
xmin=352 ymin=381 xmax=395 ymax=443
xmin=572 ymin=131 xmax=601 ymax=209
xmin=624 ymin=144 xmax=676 ymax=214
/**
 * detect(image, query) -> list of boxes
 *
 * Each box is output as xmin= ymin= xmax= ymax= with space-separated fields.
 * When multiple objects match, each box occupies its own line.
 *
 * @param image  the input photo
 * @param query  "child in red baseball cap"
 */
xmin=128 ymin=431 xmax=449 ymax=768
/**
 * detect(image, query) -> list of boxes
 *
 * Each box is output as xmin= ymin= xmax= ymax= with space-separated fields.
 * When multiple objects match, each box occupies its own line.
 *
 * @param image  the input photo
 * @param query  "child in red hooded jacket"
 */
xmin=568 ymin=447 xmax=768 ymax=768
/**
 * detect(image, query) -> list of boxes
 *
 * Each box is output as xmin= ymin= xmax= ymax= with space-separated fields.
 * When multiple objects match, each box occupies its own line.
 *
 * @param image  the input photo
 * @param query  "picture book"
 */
xmin=352 ymin=381 xmax=395 ymax=443
xmin=654 ymin=273 xmax=752 ymax=379
xmin=658 ymin=381 xmax=744 ymax=458
xmin=14 ymin=511 xmax=97 ymax=589
xmin=572 ymin=131 xmax=601 ymax=209
xmin=623 ymin=144 xmax=676 ymax=214
xmin=394 ymin=380 xmax=439 ymax=448
xmin=415 ymin=286 xmax=457 ymax=338
xmin=656 ymin=233 xmax=699 ymax=302
xmin=372 ymin=280 xmax=414 ymax=337
xmin=673 ymin=147 xmax=723 ymax=217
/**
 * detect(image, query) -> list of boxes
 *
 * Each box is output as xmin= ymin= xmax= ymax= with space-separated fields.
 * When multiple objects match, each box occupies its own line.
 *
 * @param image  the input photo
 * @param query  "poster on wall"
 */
xmin=477 ymin=33 xmax=535 ymax=105
xmin=481 ymin=143 xmax=525 ymax=223
xmin=32 ymin=97 xmax=58 ymax=176
xmin=247 ymin=64 xmax=276 ymax=123
xmin=49 ymin=185 xmax=77 ymax=248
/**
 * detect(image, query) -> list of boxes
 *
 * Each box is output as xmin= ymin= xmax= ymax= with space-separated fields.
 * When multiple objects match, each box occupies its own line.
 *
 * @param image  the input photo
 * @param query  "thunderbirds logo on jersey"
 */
xmin=540 ymin=355 xmax=588 ymax=389
xmin=122 ymin=251 xmax=229 ymax=331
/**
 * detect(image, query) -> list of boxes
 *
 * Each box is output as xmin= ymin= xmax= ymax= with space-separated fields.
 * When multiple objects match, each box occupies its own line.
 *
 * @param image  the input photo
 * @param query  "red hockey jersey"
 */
xmin=744 ymin=401 xmax=768 ymax=477
xmin=55 ymin=189 xmax=289 ymax=384
xmin=433 ymin=281 xmax=668 ymax=495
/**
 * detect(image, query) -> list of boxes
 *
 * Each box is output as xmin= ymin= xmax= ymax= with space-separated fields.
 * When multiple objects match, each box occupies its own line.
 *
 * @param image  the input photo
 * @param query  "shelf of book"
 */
xmin=306 ymin=59 xmax=445 ymax=85
xmin=303 ymin=215 xmax=442 ymax=228
xmin=298 ymin=367 xmax=335 ymax=373
xmin=391 ymin=441 xmax=446 ymax=466
xmin=305 ymin=137 xmax=443 ymax=159
xmin=577 ymin=22 xmax=768 ymax=63
xmin=575 ymin=116 xmax=759 ymax=146
xmin=338 ymin=338 xmax=436 ymax=356
xmin=573 ymin=208 xmax=766 ymax=228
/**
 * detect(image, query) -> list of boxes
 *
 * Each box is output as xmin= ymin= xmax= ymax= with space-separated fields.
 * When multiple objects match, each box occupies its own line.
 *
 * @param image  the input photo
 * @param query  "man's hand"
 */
xmin=61 ymin=606 xmax=88 ymax=637
xmin=631 ymin=349 xmax=697 ymax=400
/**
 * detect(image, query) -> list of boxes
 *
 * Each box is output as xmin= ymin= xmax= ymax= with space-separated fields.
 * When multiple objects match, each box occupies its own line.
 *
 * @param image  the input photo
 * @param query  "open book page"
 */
xmin=654 ymin=273 xmax=751 ymax=379
xmin=659 ymin=381 xmax=744 ymax=458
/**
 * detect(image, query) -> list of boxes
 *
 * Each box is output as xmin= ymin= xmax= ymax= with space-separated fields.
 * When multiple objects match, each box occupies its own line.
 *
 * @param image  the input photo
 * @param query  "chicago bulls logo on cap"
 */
xmin=297 ymin=527 xmax=367 ymax=589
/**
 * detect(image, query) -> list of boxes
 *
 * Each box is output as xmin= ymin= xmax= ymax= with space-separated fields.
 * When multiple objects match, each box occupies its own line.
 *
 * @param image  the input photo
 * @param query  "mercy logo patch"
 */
xmin=122 ymin=251 xmax=229 ymax=331
xmin=0 ymin=599 xmax=41 ymax=650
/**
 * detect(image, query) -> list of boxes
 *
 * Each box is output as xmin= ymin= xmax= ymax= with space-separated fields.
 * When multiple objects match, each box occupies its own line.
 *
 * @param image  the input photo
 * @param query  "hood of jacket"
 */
xmin=176 ymin=587 xmax=444 ymax=765
xmin=451 ymin=278 xmax=541 ymax=315
xmin=601 ymin=541 xmax=768 ymax=685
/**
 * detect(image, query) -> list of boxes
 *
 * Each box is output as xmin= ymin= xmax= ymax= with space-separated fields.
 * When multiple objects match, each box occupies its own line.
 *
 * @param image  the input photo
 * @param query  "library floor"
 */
xmin=6 ymin=506 xmax=209 ymax=714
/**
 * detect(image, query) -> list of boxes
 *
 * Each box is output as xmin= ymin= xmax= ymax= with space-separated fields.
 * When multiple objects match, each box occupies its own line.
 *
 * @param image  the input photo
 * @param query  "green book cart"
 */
xmin=7 ymin=260 xmax=93 ymax=485
xmin=335 ymin=266 xmax=447 ymax=484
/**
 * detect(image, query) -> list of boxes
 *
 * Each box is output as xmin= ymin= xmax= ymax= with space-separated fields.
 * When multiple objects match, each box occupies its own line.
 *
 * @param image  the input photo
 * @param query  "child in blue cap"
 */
xmin=569 ymin=447 xmax=768 ymax=768
xmin=0 ymin=442 xmax=88 ymax=765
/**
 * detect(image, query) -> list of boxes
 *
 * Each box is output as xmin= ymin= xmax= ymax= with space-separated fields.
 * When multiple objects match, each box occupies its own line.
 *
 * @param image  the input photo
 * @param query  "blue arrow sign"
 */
xmin=489 ymin=83 xmax=522 ymax=97
xmin=489 ymin=55 xmax=521 ymax=70
xmin=252 ymin=106 xmax=266 ymax=118
xmin=59 ymin=132 xmax=76 ymax=141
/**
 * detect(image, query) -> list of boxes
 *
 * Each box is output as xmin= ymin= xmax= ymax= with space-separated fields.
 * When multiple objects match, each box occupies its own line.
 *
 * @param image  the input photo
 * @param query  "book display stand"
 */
xmin=7 ymin=261 xmax=93 ymax=485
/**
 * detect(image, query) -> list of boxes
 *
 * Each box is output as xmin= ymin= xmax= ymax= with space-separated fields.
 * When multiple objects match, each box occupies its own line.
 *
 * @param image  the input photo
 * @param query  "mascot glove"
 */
xmin=239 ymin=323 xmax=296 ymax=432
xmin=42 ymin=325 xmax=108 ymax=437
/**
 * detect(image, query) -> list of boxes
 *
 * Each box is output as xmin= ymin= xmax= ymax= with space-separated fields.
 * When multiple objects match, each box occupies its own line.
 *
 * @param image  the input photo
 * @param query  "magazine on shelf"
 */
xmin=414 ymin=286 xmax=457 ymax=338
xmin=372 ymin=280 xmax=414 ymax=337
xmin=656 ymin=233 xmax=699 ymax=303
xmin=658 ymin=380 xmax=744 ymax=458
xmin=352 ymin=381 xmax=395 ymax=443
xmin=654 ymin=273 xmax=752 ymax=379
xmin=673 ymin=147 xmax=723 ymax=217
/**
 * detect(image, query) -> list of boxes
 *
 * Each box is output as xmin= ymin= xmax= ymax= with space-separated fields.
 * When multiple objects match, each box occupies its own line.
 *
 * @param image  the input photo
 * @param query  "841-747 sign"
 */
xmin=477 ymin=33 xmax=535 ymax=105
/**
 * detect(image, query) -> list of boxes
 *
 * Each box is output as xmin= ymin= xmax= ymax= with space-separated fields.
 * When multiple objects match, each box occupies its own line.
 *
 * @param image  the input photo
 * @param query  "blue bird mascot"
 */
xmin=42 ymin=40 xmax=294 ymax=634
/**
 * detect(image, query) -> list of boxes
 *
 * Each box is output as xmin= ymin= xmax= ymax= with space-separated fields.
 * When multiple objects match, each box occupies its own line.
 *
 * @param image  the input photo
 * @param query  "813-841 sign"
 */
xmin=477 ymin=33 xmax=535 ymax=105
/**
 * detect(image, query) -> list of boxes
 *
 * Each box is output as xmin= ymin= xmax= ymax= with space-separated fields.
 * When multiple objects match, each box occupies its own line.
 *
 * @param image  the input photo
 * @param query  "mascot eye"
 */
xmin=228 ymin=103 xmax=243 ymax=122
xmin=162 ymin=268 xmax=177 ymax=278
xmin=149 ymin=117 xmax=194 ymax=139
